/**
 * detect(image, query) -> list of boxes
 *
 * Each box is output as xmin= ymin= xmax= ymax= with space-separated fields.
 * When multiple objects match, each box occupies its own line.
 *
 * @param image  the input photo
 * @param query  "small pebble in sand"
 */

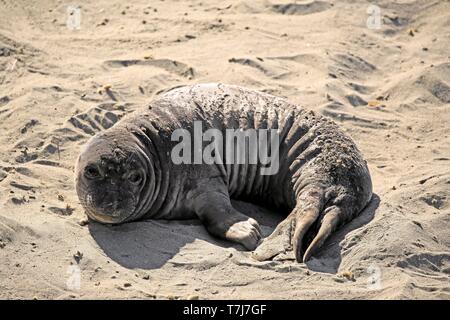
xmin=333 ymin=276 xmax=345 ymax=283
xmin=73 ymin=251 xmax=83 ymax=263
xmin=367 ymin=100 xmax=382 ymax=107
xmin=123 ymin=283 xmax=132 ymax=288
xmin=97 ymin=84 xmax=112 ymax=94
xmin=65 ymin=204 xmax=75 ymax=215
xmin=340 ymin=271 xmax=355 ymax=281
xmin=78 ymin=218 xmax=89 ymax=226
xmin=98 ymin=18 xmax=109 ymax=26
xmin=142 ymin=275 xmax=150 ymax=280
xmin=187 ymin=295 xmax=199 ymax=300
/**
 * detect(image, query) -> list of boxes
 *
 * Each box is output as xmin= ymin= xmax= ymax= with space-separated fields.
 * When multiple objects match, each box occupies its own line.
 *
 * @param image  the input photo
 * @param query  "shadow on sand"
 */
xmin=89 ymin=195 xmax=379 ymax=273
xmin=89 ymin=218 xmax=236 ymax=269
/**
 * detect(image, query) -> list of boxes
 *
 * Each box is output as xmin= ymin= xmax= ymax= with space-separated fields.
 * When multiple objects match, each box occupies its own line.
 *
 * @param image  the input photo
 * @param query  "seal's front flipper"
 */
xmin=192 ymin=191 xmax=262 ymax=250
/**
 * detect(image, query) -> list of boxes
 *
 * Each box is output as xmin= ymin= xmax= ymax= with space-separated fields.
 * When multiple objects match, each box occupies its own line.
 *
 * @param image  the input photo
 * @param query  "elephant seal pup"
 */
xmin=75 ymin=83 xmax=372 ymax=262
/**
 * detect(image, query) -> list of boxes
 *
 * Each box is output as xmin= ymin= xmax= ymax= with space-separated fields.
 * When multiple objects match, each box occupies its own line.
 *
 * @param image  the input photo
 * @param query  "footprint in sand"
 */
xmin=103 ymin=58 xmax=195 ymax=79
xmin=271 ymin=1 xmax=332 ymax=15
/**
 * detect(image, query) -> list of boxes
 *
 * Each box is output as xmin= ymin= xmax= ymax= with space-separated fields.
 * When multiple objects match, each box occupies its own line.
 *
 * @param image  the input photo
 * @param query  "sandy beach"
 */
xmin=0 ymin=0 xmax=449 ymax=299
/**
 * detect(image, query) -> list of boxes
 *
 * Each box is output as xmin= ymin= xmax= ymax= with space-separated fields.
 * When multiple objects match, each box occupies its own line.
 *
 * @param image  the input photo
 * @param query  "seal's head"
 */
xmin=75 ymin=131 xmax=149 ymax=224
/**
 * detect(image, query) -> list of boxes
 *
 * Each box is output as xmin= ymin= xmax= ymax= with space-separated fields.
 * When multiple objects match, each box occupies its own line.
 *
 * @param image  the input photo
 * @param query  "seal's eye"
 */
xmin=85 ymin=165 xmax=101 ymax=179
xmin=127 ymin=171 xmax=142 ymax=184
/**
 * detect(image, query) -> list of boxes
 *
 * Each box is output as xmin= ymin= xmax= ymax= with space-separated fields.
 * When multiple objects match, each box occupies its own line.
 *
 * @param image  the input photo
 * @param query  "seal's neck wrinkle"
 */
xmin=135 ymin=146 xmax=157 ymax=219
xmin=127 ymin=123 xmax=164 ymax=219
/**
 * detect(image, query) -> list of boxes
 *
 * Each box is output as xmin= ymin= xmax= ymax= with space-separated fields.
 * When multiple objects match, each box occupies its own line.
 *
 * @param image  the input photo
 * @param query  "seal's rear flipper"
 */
xmin=302 ymin=205 xmax=343 ymax=262
xmin=253 ymin=184 xmax=325 ymax=262
xmin=253 ymin=184 xmax=359 ymax=263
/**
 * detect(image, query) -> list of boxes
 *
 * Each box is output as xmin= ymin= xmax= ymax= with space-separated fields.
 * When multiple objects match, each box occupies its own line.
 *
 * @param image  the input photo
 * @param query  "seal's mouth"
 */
xmin=82 ymin=193 xmax=135 ymax=225
xmin=89 ymin=212 xmax=125 ymax=224
xmin=85 ymin=204 xmax=133 ymax=224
